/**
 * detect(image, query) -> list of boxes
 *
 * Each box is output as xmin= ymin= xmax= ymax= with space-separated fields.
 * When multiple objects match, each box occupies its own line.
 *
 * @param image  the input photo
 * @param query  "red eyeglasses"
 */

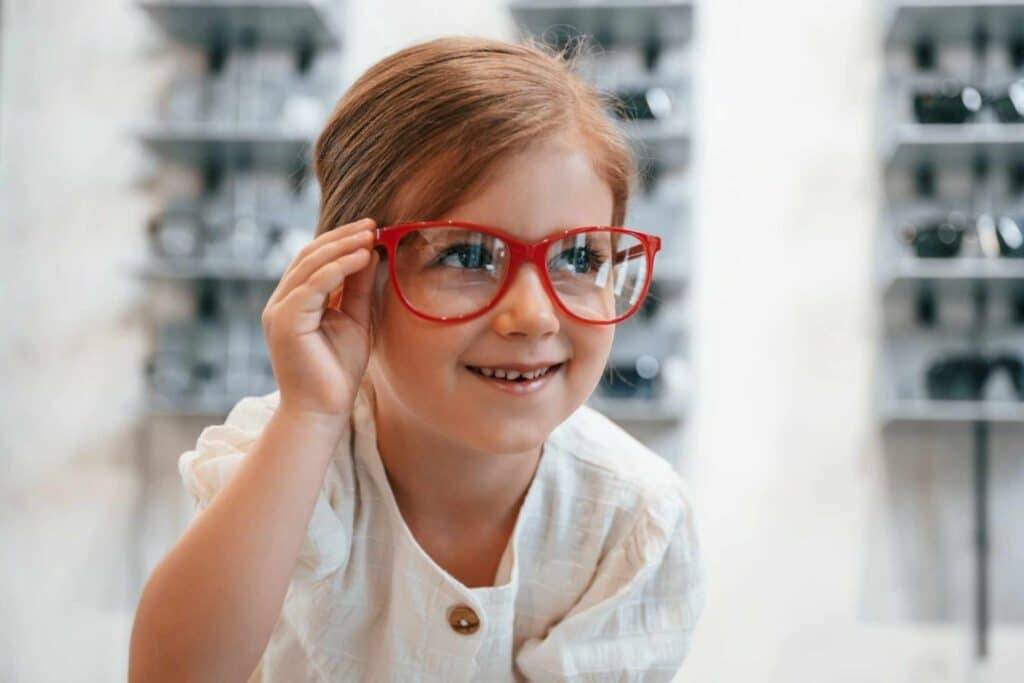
xmin=370 ymin=220 xmax=661 ymax=324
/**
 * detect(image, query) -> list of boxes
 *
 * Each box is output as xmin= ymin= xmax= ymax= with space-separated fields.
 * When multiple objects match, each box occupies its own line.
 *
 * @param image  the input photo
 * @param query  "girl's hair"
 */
xmin=312 ymin=35 xmax=638 ymax=238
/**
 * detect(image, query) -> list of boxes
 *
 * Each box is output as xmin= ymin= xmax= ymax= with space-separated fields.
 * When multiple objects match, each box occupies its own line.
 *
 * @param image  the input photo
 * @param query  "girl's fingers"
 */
xmin=295 ymin=218 xmax=375 ymax=265
xmin=282 ymin=248 xmax=373 ymax=315
xmin=337 ymin=248 xmax=380 ymax=329
xmin=268 ymin=218 xmax=375 ymax=304
xmin=271 ymin=229 xmax=374 ymax=306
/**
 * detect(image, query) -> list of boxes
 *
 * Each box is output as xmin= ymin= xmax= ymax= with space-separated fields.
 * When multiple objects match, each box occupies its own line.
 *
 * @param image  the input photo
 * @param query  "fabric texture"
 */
xmin=178 ymin=376 xmax=706 ymax=682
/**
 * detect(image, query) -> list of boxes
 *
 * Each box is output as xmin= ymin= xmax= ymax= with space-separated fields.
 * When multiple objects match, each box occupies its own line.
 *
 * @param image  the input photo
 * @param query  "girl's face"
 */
xmin=369 ymin=135 xmax=616 ymax=455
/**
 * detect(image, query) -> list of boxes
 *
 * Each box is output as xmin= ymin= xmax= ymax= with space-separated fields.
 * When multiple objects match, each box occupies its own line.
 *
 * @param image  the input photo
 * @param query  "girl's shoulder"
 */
xmin=177 ymin=389 xmax=280 ymax=492
xmin=544 ymin=402 xmax=694 ymax=516
xmin=537 ymin=403 xmax=702 ymax=597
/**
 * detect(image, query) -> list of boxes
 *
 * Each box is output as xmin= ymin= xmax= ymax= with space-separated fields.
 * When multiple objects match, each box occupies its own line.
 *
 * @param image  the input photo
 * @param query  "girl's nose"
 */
xmin=491 ymin=263 xmax=560 ymax=338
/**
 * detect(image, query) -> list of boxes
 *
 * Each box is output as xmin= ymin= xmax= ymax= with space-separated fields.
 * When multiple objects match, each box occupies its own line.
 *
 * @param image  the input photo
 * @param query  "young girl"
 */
xmin=129 ymin=36 xmax=705 ymax=682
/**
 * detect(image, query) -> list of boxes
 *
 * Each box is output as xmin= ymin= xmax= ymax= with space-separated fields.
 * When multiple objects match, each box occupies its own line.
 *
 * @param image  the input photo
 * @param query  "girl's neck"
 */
xmin=370 ymin=383 xmax=544 ymax=536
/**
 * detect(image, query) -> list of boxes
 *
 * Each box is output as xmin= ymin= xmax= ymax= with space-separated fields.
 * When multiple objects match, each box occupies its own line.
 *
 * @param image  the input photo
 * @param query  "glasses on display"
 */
xmin=598 ymin=355 xmax=662 ymax=399
xmin=372 ymin=221 xmax=661 ymax=324
xmin=613 ymin=87 xmax=674 ymax=121
xmin=913 ymin=80 xmax=1024 ymax=124
xmin=926 ymin=353 xmax=1024 ymax=401
xmin=900 ymin=212 xmax=1024 ymax=258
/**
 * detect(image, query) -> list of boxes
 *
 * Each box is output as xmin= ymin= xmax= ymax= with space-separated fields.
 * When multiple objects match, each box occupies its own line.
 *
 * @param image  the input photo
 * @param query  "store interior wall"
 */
xmin=1 ymin=0 xmax=1023 ymax=681
xmin=2 ymin=1 xmax=158 ymax=681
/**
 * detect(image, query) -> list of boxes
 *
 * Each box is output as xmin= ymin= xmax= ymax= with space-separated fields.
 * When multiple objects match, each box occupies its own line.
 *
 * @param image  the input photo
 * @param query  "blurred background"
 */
xmin=2 ymin=0 xmax=1024 ymax=681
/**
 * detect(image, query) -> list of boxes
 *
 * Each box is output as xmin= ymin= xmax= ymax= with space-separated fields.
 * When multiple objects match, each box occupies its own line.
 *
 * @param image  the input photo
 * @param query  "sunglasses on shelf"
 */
xmin=926 ymin=353 xmax=1024 ymax=401
xmin=913 ymin=80 xmax=1024 ymax=124
xmin=598 ymin=355 xmax=662 ymax=400
xmin=612 ymin=87 xmax=674 ymax=122
xmin=900 ymin=212 xmax=1024 ymax=258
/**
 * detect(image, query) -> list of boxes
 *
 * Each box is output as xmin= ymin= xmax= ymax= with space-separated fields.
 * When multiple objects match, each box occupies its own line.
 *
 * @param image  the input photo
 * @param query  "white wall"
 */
xmin=1 ymin=1 xmax=160 ymax=680
xmin=2 ymin=0 xmax=1024 ymax=681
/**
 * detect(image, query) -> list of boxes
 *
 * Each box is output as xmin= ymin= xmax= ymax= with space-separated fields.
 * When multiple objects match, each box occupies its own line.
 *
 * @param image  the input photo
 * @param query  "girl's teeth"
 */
xmin=472 ymin=365 xmax=554 ymax=381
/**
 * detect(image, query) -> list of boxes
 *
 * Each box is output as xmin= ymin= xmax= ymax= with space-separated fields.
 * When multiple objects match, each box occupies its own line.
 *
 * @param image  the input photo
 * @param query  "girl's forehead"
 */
xmin=440 ymin=218 xmax=604 ymax=242
xmin=438 ymin=145 xmax=614 ymax=236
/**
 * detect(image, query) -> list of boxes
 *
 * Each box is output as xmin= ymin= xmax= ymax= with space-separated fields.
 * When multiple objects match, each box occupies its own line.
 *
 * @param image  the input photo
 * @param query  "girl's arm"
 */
xmin=131 ymin=217 xmax=378 ymax=681
xmin=128 ymin=406 xmax=348 ymax=683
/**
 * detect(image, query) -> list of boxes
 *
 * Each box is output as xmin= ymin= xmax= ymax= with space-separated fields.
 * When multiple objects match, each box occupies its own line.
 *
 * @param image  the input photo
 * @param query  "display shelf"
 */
xmin=138 ymin=0 xmax=340 ymax=48
xmin=588 ymin=70 xmax=689 ymax=94
xmin=128 ymin=258 xmax=285 ymax=281
xmin=622 ymin=119 xmax=690 ymax=165
xmin=880 ymin=256 xmax=1024 ymax=289
xmin=883 ymin=1 xmax=1024 ymax=47
xmin=136 ymin=122 xmax=313 ymax=170
xmin=880 ymin=397 xmax=1024 ymax=423
xmin=884 ymin=123 xmax=1024 ymax=170
xmin=510 ymin=1 xmax=693 ymax=46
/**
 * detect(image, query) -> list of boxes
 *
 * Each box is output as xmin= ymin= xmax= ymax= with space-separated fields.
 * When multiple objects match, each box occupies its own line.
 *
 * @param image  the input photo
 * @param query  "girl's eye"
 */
xmin=551 ymin=246 xmax=606 ymax=274
xmin=434 ymin=243 xmax=494 ymax=269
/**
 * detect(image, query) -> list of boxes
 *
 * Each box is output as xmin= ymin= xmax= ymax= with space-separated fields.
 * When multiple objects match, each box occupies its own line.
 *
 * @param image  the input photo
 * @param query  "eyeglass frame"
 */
xmin=372 ymin=219 xmax=662 ymax=325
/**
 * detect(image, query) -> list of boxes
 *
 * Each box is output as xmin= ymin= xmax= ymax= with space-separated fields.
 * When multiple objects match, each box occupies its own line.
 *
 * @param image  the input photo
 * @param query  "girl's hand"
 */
xmin=261 ymin=218 xmax=380 ymax=421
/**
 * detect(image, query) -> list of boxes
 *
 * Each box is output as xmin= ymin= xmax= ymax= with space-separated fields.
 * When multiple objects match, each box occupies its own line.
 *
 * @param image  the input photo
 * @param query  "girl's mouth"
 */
xmin=464 ymin=362 xmax=566 ymax=394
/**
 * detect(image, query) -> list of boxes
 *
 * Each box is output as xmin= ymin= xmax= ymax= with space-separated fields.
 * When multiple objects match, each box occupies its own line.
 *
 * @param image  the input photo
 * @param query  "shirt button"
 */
xmin=447 ymin=605 xmax=481 ymax=635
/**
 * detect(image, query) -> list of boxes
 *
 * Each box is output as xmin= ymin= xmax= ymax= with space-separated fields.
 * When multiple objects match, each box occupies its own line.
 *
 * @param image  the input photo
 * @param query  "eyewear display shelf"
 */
xmin=130 ymin=0 xmax=343 ymax=590
xmin=134 ymin=0 xmax=341 ymax=418
xmin=138 ymin=0 xmax=340 ymax=48
xmin=509 ymin=0 xmax=695 ymax=457
xmin=877 ymin=0 xmax=1024 ymax=666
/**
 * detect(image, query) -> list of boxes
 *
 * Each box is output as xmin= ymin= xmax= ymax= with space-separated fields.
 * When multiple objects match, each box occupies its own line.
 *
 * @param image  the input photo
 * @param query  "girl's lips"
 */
xmin=464 ymin=362 xmax=565 ymax=395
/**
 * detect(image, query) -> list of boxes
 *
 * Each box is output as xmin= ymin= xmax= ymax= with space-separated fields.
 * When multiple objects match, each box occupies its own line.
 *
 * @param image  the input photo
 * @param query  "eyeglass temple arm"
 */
xmin=614 ymin=242 xmax=656 ymax=264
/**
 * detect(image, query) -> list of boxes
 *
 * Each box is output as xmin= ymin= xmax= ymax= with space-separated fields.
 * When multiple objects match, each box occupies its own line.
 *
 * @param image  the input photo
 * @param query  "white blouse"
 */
xmin=178 ymin=377 xmax=706 ymax=682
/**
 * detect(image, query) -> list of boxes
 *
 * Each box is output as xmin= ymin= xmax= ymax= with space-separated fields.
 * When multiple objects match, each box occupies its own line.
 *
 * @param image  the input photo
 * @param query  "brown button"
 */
xmin=447 ymin=605 xmax=480 ymax=635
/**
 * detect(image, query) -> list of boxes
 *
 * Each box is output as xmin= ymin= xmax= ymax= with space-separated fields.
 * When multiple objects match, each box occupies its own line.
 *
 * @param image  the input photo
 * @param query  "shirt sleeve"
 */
xmin=177 ymin=393 xmax=353 ymax=583
xmin=514 ymin=476 xmax=707 ymax=682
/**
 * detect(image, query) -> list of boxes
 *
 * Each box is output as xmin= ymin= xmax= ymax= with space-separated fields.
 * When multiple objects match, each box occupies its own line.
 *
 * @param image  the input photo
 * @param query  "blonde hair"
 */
xmin=312 ymin=35 xmax=637 ymax=237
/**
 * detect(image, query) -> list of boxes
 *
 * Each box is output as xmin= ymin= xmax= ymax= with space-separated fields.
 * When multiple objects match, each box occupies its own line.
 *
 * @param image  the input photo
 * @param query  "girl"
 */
xmin=129 ymin=36 xmax=705 ymax=682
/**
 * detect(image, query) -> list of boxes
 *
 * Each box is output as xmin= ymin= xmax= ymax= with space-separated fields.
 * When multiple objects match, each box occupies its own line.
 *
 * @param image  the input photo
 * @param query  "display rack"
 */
xmin=509 ymin=0 xmax=695 ymax=456
xmin=133 ymin=0 xmax=341 ymax=410
xmin=138 ymin=0 xmax=341 ymax=48
xmin=877 ymin=0 xmax=1024 ymax=661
